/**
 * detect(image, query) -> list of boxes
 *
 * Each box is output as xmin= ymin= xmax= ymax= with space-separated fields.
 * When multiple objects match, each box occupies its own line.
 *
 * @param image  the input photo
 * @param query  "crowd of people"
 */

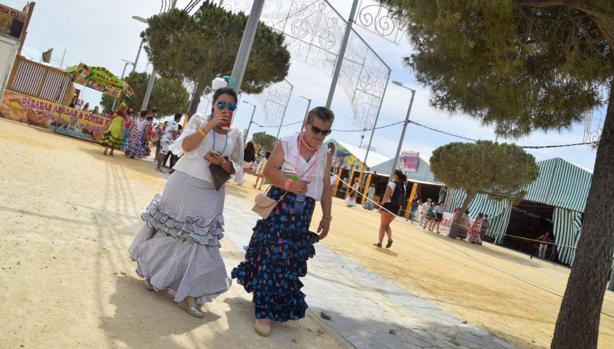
xmin=100 ymin=106 xmax=185 ymax=173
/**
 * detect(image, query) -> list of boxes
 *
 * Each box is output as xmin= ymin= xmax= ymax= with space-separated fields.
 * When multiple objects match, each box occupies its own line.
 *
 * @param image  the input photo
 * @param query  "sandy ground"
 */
xmin=310 ymin=180 xmax=614 ymax=348
xmin=0 ymin=119 xmax=347 ymax=349
xmin=2 ymin=117 xmax=614 ymax=349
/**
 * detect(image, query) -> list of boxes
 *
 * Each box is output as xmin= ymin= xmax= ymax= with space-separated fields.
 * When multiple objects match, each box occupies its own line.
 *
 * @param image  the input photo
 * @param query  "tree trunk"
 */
xmin=187 ymin=80 xmax=207 ymax=117
xmin=551 ymin=80 xmax=614 ymax=349
xmin=448 ymin=192 xmax=474 ymax=238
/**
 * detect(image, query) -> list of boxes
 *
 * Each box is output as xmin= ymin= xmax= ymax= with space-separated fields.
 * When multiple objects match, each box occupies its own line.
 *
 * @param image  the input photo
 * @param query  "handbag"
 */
xmin=252 ymin=190 xmax=288 ymax=219
xmin=251 ymin=147 xmax=321 ymax=218
xmin=209 ymin=156 xmax=231 ymax=191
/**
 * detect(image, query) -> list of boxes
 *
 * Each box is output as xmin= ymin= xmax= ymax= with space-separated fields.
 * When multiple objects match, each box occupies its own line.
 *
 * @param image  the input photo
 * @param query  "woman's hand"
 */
xmin=205 ymin=151 xmax=224 ymax=165
xmin=317 ymin=218 xmax=330 ymax=240
xmin=288 ymin=180 xmax=309 ymax=195
xmin=207 ymin=113 xmax=228 ymax=130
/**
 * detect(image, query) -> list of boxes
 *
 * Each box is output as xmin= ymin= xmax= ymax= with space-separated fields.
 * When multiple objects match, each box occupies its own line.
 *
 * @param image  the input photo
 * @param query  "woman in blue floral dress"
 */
xmin=232 ymin=107 xmax=334 ymax=337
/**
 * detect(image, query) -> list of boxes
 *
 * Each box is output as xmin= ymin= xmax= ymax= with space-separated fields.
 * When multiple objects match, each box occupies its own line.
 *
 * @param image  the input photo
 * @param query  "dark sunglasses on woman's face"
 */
xmin=309 ymin=123 xmax=332 ymax=136
xmin=217 ymin=101 xmax=236 ymax=111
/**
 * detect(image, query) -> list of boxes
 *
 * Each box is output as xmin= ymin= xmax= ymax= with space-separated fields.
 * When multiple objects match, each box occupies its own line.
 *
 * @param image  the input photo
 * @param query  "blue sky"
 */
xmin=6 ymin=0 xmax=600 ymax=171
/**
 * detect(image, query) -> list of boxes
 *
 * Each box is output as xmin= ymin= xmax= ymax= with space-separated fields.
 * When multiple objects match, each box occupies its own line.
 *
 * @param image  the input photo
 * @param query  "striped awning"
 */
xmin=442 ymin=157 xmax=593 ymax=264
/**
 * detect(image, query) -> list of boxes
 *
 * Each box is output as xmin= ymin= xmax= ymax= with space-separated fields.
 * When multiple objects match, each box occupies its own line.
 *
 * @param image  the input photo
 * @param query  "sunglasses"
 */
xmin=309 ymin=123 xmax=332 ymax=136
xmin=216 ymin=101 xmax=236 ymax=112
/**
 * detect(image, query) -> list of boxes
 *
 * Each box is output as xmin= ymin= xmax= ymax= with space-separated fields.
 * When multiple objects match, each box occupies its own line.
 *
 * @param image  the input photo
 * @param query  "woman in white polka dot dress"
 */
xmin=129 ymin=88 xmax=244 ymax=318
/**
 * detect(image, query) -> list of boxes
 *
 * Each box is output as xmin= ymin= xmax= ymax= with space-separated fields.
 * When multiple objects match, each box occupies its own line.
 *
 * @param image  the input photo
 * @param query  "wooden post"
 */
xmin=405 ymin=182 xmax=419 ymax=219
xmin=361 ymin=173 xmax=373 ymax=205
xmin=345 ymin=168 xmax=356 ymax=198
xmin=333 ymin=166 xmax=343 ymax=197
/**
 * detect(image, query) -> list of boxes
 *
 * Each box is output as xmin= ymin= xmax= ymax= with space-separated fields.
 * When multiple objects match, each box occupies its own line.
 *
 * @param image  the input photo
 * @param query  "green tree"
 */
xmin=430 ymin=141 xmax=538 ymax=236
xmin=251 ymin=131 xmax=277 ymax=154
xmin=143 ymin=1 xmax=290 ymax=116
xmin=101 ymin=71 xmax=189 ymax=116
xmin=381 ymin=1 xmax=614 ymax=347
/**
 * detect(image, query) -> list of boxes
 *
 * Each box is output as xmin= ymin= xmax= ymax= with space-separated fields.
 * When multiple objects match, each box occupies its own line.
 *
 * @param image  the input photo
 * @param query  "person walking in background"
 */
xmin=457 ymin=210 xmax=471 ymax=240
xmin=124 ymin=110 xmax=149 ymax=159
xmin=101 ymin=111 xmax=126 ymax=156
xmin=129 ymin=88 xmax=244 ymax=318
xmin=480 ymin=214 xmax=490 ymax=241
xmin=121 ymin=108 xmax=133 ymax=152
xmin=419 ymin=198 xmax=432 ymax=226
xmin=408 ymin=198 xmax=420 ymax=222
xmin=433 ymin=203 xmax=444 ymax=233
xmin=243 ymin=141 xmax=256 ymax=174
xmin=423 ymin=203 xmax=435 ymax=230
xmin=373 ymin=169 xmax=406 ymax=249
xmin=345 ymin=177 xmax=360 ymax=207
xmin=467 ymin=213 xmax=484 ymax=244
xmin=253 ymin=151 xmax=270 ymax=190
xmin=232 ymin=106 xmax=334 ymax=336
xmin=537 ymin=231 xmax=553 ymax=259
xmin=363 ymin=184 xmax=376 ymax=210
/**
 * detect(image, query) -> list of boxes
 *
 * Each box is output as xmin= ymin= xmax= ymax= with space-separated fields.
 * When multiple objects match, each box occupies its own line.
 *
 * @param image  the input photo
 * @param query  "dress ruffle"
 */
xmin=141 ymin=194 xmax=224 ymax=247
xmin=232 ymin=187 xmax=319 ymax=322
xmin=129 ymin=172 xmax=230 ymax=305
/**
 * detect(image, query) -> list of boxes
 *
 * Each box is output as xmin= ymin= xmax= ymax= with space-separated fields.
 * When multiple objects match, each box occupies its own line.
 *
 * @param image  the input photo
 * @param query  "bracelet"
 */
xmin=284 ymin=178 xmax=293 ymax=191
xmin=197 ymin=127 xmax=208 ymax=137
xmin=322 ymin=216 xmax=333 ymax=221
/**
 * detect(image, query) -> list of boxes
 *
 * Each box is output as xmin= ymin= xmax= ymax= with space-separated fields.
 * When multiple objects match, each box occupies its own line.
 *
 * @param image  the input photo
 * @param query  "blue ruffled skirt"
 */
xmin=232 ymin=187 xmax=319 ymax=322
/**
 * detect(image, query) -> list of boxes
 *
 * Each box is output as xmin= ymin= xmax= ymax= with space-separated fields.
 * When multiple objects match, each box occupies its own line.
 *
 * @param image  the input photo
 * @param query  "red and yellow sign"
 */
xmin=0 ymin=90 xmax=111 ymax=141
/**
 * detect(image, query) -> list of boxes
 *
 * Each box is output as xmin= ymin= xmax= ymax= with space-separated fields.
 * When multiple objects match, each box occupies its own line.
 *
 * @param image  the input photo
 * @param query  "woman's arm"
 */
xmin=382 ymin=184 xmax=393 ymax=204
xmin=317 ymin=151 xmax=334 ymax=239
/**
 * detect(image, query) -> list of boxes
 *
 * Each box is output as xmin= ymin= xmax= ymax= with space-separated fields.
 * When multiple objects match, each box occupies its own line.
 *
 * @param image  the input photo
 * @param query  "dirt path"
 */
xmin=0 ymin=119 xmax=347 ymax=349
xmin=2 ymin=117 xmax=613 ymax=349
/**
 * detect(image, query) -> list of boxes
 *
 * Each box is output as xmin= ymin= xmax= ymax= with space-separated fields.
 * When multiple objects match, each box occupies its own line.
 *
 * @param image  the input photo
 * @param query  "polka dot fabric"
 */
xmin=232 ymin=186 xmax=319 ymax=322
xmin=129 ymin=171 xmax=231 ymax=305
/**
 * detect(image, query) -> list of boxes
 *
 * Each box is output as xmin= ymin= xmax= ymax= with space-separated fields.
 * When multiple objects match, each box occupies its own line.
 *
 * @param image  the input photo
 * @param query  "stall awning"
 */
xmin=65 ymin=63 xmax=133 ymax=98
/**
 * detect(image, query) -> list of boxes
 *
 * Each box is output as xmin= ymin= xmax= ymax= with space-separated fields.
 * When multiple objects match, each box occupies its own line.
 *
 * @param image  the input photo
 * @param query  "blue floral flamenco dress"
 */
xmin=232 ymin=187 xmax=319 ymax=322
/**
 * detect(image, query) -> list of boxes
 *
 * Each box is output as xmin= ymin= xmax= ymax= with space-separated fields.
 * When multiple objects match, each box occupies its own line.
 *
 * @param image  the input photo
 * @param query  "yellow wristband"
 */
xmin=198 ymin=128 xmax=208 ymax=137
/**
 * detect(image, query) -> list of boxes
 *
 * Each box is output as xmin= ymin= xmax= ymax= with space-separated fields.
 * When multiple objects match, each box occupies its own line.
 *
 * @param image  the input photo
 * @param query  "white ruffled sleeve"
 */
xmin=229 ymin=129 xmax=244 ymax=184
xmin=170 ymin=113 xmax=206 ymax=159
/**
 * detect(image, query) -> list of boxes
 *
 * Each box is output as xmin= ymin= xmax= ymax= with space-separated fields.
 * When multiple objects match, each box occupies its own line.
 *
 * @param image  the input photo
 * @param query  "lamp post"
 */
xmin=242 ymin=100 xmax=257 ymax=143
xmin=132 ymin=0 xmax=176 ymax=112
xmin=390 ymin=80 xmax=416 ymax=179
xmin=230 ymin=0 xmax=264 ymax=92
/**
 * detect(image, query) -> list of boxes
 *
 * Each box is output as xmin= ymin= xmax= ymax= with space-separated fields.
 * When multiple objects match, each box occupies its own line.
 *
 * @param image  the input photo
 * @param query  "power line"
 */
xmin=254 ymin=120 xmax=303 ymax=128
xmin=519 ymin=141 xmax=599 ymax=149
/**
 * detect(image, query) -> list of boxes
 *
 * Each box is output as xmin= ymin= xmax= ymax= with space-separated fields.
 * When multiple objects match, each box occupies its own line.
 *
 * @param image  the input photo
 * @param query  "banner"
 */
xmin=440 ymin=212 xmax=454 ymax=230
xmin=0 ymin=90 xmax=111 ymax=142
xmin=399 ymin=151 xmax=420 ymax=173
xmin=0 ymin=4 xmax=25 ymax=40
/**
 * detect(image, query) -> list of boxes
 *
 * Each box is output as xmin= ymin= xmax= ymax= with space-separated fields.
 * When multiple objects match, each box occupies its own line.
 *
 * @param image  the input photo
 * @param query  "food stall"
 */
xmin=0 ymin=60 xmax=133 ymax=142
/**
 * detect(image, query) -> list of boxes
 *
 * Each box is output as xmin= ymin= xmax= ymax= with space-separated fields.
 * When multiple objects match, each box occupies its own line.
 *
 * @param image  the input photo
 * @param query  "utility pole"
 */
xmin=230 ymin=0 xmax=264 ymax=92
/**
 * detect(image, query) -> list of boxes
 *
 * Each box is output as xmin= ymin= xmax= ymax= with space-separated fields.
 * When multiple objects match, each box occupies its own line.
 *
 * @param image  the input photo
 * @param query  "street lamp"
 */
xmin=242 ymin=100 xmax=257 ymax=143
xmin=390 ymin=80 xmax=416 ymax=179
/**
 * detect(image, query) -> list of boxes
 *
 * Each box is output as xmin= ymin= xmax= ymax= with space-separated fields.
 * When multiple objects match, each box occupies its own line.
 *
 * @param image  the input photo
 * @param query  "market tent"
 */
xmin=443 ymin=157 xmax=591 ymax=265
xmin=371 ymin=156 xmax=443 ymax=185
xmin=329 ymin=139 xmax=390 ymax=170
xmin=65 ymin=63 xmax=133 ymax=98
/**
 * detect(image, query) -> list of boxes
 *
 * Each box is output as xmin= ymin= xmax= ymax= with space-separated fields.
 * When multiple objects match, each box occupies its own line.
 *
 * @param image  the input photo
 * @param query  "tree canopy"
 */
xmin=381 ymin=1 xmax=614 ymax=348
xmin=382 ymin=0 xmax=613 ymax=137
xmin=143 ymin=1 xmax=291 ymax=115
xmin=251 ymin=131 xmax=277 ymax=154
xmin=430 ymin=141 xmax=538 ymax=201
xmin=101 ymin=71 xmax=189 ymax=116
